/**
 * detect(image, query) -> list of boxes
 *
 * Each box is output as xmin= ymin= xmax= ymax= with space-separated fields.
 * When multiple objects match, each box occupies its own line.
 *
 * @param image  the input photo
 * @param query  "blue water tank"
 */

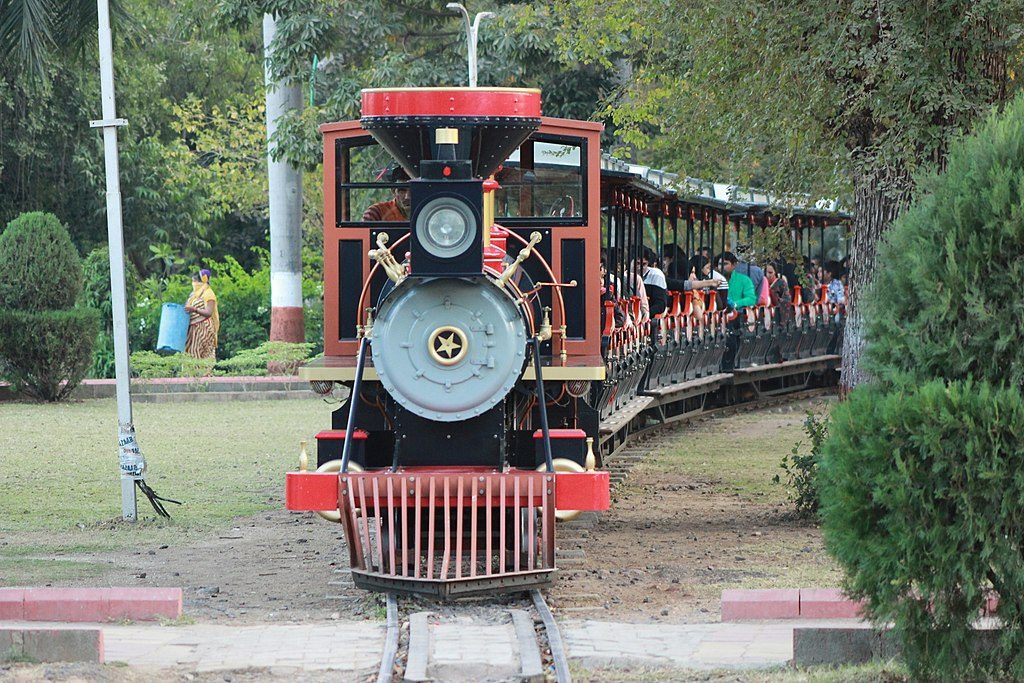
xmin=156 ymin=303 xmax=189 ymax=354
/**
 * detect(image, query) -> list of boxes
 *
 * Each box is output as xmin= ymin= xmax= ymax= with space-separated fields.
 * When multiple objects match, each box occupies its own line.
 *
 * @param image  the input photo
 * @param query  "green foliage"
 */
xmin=820 ymin=380 xmax=1024 ymax=680
xmin=133 ymin=252 xmax=271 ymax=361
xmin=554 ymin=0 xmax=1023 ymax=199
xmin=215 ymin=341 xmax=315 ymax=376
xmin=864 ymin=94 xmax=1024 ymax=389
xmin=130 ymin=341 xmax=313 ymax=379
xmin=129 ymin=351 xmax=214 ymax=379
xmin=818 ymin=95 xmax=1024 ymax=679
xmin=0 ymin=212 xmax=83 ymax=311
xmin=773 ymin=412 xmax=828 ymax=518
xmin=0 ymin=307 xmax=100 ymax=401
xmin=79 ymin=246 xmax=141 ymax=378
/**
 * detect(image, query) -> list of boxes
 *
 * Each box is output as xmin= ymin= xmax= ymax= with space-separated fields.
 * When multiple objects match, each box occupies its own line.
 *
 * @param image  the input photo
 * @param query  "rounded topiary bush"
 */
xmin=821 ymin=380 xmax=1024 ymax=680
xmin=864 ymin=94 xmax=1024 ymax=388
xmin=0 ymin=212 xmax=95 ymax=400
xmin=0 ymin=211 xmax=84 ymax=312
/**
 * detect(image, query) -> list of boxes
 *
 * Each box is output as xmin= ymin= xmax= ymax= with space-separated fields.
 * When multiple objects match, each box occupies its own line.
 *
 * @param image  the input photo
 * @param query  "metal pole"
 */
xmin=446 ymin=3 xmax=494 ymax=87
xmin=90 ymin=0 xmax=140 ymax=521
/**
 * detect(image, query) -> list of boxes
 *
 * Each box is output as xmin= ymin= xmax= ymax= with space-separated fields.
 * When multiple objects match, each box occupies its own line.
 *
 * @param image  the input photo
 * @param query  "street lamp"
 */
xmin=446 ymin=3 xmax=495 ymax=88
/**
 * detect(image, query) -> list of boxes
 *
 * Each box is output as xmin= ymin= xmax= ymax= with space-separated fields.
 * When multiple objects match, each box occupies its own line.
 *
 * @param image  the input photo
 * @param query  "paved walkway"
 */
xmin=0 ymin=620 xmax=384 ymax=673
xmin=2 ymin=617 xmax=871 ymax=674
xmin=563 ymin=618 xmax=871 ymax=670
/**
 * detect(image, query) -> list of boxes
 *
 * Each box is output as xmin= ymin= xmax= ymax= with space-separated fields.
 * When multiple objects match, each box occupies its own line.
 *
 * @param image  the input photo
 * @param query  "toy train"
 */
xmin=285 ymin=87 xmax=848 ymax=598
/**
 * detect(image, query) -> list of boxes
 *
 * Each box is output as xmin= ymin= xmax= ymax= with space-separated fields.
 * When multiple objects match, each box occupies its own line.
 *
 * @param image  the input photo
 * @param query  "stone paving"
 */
xmin=563 ymin=618 xmax=871 ymax=670
xmin=1 ymin=617 xmax=873 ymax=675
xmin=0 ymin=620 xmax=384 ymax=673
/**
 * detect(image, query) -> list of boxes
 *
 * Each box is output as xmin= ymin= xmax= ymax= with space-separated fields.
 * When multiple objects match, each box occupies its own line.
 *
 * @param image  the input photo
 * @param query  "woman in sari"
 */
xmin=184 ymin=269 xmax=219 ymax=359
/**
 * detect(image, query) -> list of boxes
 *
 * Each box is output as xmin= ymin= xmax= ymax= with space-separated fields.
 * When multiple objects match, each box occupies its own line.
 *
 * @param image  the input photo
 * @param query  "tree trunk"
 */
xmin=840 ymin=164 xmax=913 ymax=392
xmin=263 ymin=13 xmax=305 ymax=345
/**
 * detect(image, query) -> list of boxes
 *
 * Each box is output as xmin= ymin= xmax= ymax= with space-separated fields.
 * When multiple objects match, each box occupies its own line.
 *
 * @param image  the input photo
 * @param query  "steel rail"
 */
xmin=532 ymin=589 xmax=571 ymax=683
xmin=375 ymin=592 xmax=399 ymax=683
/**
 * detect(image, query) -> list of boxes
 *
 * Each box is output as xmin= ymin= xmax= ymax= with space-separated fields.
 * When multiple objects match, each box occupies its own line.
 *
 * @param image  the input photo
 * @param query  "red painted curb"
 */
xmin=721 ymin=588 xmax=800 ymax=620
xmin=721 ymin=588 xmax=865 ymax=621
xmin=0 ymin=587 xmax=182 ymax=622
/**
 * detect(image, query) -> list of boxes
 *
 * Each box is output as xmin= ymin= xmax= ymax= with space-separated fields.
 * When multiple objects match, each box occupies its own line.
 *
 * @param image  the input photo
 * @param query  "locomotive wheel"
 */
xmin=314 ymin=459 xmax=364 ymax=523
xmin=536 ymin=458 xmax=585 ymax=522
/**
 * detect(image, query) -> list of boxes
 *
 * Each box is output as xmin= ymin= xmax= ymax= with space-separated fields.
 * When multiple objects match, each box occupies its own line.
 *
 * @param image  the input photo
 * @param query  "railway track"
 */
xmin=354 ymin=386 xmax=835 ymax=682
xmin=373 ymin=589 xmax=570 ymax=683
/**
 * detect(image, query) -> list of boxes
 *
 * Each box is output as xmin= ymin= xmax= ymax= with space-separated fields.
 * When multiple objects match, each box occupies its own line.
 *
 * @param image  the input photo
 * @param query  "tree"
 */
xmin=554 ymin=0 xmax=1024 ymax=389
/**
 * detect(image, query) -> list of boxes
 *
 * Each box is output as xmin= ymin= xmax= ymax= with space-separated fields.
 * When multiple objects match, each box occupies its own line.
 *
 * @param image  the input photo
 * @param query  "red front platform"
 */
xmin=286 ymin=469 xmax=610 ymax=512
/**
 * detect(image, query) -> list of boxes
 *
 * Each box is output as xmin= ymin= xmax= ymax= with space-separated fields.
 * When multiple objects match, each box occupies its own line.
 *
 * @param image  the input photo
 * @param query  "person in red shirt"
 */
xmin=362 ymin=165 xmax=411 ymax=221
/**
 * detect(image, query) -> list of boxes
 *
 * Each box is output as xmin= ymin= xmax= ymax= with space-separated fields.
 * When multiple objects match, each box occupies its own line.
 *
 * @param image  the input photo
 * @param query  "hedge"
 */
xmin=0 ymin=308 xmax=100 ymax=401
xmin=0 ymin=211 xmax=83 ymax=312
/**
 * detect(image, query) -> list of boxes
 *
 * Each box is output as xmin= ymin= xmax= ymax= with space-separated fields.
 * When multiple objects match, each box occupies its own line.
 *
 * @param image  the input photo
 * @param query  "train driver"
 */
xmin=363 ymin=165 xmax=411 ymax=222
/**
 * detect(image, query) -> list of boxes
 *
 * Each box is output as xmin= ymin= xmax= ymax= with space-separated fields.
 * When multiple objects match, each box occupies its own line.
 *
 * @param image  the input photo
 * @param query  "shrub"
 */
xmin=215 ymin=341 xmax=315 ymax=376
xmin=129 ymin=351 xmax=214 ymax=379
xmin=0 ymin=212 xmax=83 ymax=311
xmin=820 ymin=381 xmax=1024 ymax=680
xmin=774 ymin=411 xmax=828 ymax=518
xmin=864 ymin=94 xmax=1024 ymax=388
xmin=79 ymin=247 xmax=140 ymax=379
xmin=819 ymin=95 xmax=1024 ymax=680
xmin=0 ymin=308 xmax=100 ymax=400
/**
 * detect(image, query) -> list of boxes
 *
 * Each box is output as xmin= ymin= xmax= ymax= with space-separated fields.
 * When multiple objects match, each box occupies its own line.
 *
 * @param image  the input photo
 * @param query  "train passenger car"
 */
xmin=285 ymin=86 xmax=849 ymax=598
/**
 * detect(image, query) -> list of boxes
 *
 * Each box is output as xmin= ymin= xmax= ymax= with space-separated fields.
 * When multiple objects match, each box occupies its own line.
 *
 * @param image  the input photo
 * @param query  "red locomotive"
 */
xmin=286 ymin=86 xmax=848 ymax=598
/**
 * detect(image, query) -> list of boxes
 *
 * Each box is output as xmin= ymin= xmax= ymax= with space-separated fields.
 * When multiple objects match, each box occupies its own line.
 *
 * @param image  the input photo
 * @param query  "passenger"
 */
xmin=714 ymin=252 xmax=757 ymax=310
xmin=735 ymin=249 xmax=765 ymax=305
xmin=824 ymin=261 xmax=846 ymax=306
xmin=625 ymin=258 xmax=650 ymax=324
xmin=765 ymin=262 xmax=793 ymax=322
xmin=362 ymin=165 xmax=411 ymax=221
xmin=640 ymin=247 xmax=668 ymax=318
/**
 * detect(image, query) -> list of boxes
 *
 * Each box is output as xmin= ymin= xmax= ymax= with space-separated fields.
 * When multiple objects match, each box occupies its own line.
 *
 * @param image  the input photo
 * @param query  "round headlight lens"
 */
xmin=416 ymin=197 xmax=477 ymax=258
xmin=427 ymin=208 xmax=468 ymax=247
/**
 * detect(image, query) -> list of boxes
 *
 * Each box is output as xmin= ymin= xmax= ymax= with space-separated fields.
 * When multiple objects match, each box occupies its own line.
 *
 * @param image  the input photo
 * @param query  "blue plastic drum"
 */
xmin=156 ymin=303 xmax=189 ymax=354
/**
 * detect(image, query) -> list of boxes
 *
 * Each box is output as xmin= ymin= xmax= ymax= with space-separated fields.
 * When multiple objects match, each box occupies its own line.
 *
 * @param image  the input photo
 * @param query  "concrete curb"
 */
xmin=0 ymin=627 xmax=104 ymax=663
xmin=0 ymin=588 xmax=182 ymax=622
xmin=721 ymin=588 xmax=864 ymax=621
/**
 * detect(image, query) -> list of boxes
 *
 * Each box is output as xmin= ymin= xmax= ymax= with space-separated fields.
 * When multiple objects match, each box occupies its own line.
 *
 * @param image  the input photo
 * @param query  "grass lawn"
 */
xmin=651 ymin=398 xmax=833 ymax=504
xmin=572 ymin=661 xmax=906 ymax=682
xmin=0 ymin=397 xmax=333 ymax=557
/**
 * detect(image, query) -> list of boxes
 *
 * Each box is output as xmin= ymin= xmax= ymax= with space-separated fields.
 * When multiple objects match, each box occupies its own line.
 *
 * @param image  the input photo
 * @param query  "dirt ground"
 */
xmin=1 ymin=398 xmax=843 ymax=681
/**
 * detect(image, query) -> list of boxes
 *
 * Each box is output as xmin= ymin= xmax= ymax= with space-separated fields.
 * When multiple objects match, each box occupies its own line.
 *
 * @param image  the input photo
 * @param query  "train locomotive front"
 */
xmin=286 ymin=87 xmax=611 ymax=597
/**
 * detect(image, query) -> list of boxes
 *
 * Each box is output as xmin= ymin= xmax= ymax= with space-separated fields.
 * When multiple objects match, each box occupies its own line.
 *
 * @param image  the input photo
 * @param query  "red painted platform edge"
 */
xmin=721 ymin=588 xmax=800 ymax=621
xmin=0 ymin=587 xmax=182 ymax=622
xmin=285 ymin=470 xmax=611 ymax=511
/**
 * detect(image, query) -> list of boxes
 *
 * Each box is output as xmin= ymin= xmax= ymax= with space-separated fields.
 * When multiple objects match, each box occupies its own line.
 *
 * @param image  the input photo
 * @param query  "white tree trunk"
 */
xmin=263 ymin=13 xmax=304 ymax=343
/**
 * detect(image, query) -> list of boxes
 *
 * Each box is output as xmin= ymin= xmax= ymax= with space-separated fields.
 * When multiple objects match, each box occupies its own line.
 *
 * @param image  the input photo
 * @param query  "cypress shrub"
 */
xmin=821 ymin=381 xmax=1024 ymax=680
xmin=0 ymin=211 xmax=83 ymax=312
xmin=0 ymin=212 xmax=96 ymax=400
xmin=0 ymin=308 xmax=100 ymax=401
xmin=819 ymin=94 xmax=1024 ymax=680
xmin=864 ymin=94 xmax=1024 ymax=388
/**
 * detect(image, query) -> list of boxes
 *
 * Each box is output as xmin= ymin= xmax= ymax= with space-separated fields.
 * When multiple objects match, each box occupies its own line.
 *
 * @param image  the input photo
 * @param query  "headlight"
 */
xmin=416 ymin=197 xmax=477 ymax=258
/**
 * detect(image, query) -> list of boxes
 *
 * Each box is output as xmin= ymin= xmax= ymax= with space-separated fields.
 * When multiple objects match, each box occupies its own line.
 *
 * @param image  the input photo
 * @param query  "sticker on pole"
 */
xmin=118 ymin=422 xmax=147 ymax=478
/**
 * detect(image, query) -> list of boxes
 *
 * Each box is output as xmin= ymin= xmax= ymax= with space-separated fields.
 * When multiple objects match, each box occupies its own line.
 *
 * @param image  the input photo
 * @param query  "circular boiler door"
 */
xmin=371 ymin=277 xmax=527 ymax=422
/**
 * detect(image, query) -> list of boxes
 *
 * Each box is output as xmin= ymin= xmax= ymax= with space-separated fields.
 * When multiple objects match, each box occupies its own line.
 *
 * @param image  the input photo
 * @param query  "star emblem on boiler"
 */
xmin=427 ymin=326 xmax=469 ymax=366
xmin=435 ymin=332 xmax=462 ymax=358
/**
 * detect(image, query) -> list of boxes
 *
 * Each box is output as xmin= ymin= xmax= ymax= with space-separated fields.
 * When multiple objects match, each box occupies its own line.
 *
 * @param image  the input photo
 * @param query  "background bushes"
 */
xmin=0 ymin=213 xmax=97 ymax=400
xmin=819 ymin=94 xmax=1024 ymax=679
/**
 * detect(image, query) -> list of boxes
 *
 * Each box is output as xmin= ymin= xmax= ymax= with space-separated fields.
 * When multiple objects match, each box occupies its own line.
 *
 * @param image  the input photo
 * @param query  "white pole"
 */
xmin=446 ymin=4 xmax=494 ymax=87
xmin=91 ymin=0 xmax=143 ymax=521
